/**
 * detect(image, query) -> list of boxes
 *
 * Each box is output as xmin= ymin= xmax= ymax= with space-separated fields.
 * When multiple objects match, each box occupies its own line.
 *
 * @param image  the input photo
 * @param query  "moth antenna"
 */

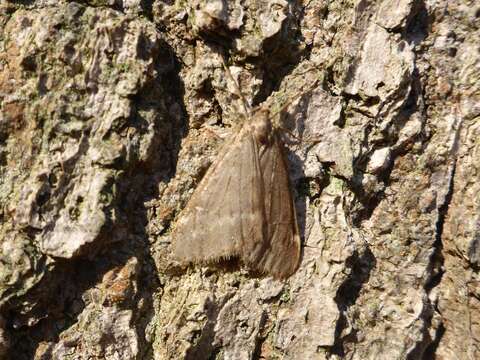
xmin=222 ymin=60 xmax=251 ymax=117
xmin=265 ymin=76 xmax=321 ymax=123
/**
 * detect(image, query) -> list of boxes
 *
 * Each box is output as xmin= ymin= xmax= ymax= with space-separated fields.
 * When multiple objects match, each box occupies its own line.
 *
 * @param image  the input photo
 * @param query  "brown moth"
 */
xmin=172 ymin=67 xmax=309 ymax=279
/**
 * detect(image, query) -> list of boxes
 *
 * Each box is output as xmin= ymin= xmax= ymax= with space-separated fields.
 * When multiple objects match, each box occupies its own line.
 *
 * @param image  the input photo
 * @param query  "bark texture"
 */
xmin=0 ymin=0 xmax=479 ymax=359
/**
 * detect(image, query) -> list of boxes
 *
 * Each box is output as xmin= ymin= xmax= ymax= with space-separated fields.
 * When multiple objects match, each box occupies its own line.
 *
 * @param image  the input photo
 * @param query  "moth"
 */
xmin=172 ymin=66 xmax=315 ymax=279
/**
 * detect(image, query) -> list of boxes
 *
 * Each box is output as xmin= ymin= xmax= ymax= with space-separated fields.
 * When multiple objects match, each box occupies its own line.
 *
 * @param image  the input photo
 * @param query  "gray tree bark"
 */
xmin=0 ymin=0 xmax=478 ymax=359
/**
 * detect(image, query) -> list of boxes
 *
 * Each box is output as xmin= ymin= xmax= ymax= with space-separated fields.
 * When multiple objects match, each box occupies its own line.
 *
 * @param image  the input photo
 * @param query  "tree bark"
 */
xmin=0 ymin=0 xmax=478 ymax=359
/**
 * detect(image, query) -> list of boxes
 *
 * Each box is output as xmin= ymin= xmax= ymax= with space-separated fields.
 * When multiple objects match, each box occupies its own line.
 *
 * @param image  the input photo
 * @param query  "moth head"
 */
xmin=251 ymin=108 xmax=273 ymax=144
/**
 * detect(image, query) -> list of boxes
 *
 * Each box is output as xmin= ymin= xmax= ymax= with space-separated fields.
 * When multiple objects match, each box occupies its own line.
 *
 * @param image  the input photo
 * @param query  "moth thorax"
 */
xmin=251 ymin=109 xmax=273 ymax=144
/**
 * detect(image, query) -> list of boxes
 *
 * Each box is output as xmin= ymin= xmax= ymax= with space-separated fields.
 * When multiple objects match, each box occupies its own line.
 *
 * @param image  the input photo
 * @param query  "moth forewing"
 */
xmin=243 ymin=120 xmax=301 ymax=278
xmin=172 ymin=123 xmax=265 ymax=264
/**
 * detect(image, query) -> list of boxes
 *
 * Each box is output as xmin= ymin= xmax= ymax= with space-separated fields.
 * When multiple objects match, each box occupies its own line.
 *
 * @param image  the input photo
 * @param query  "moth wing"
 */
xmin=173 ymin=128 xmax=265 ymax=263
xmin=243 ymin=132 xmax=301 ymax=278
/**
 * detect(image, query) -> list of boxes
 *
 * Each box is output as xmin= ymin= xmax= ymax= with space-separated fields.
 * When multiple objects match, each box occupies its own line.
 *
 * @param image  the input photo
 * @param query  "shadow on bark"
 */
xmin=332 ymin=247 xmax=376 ymax=356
